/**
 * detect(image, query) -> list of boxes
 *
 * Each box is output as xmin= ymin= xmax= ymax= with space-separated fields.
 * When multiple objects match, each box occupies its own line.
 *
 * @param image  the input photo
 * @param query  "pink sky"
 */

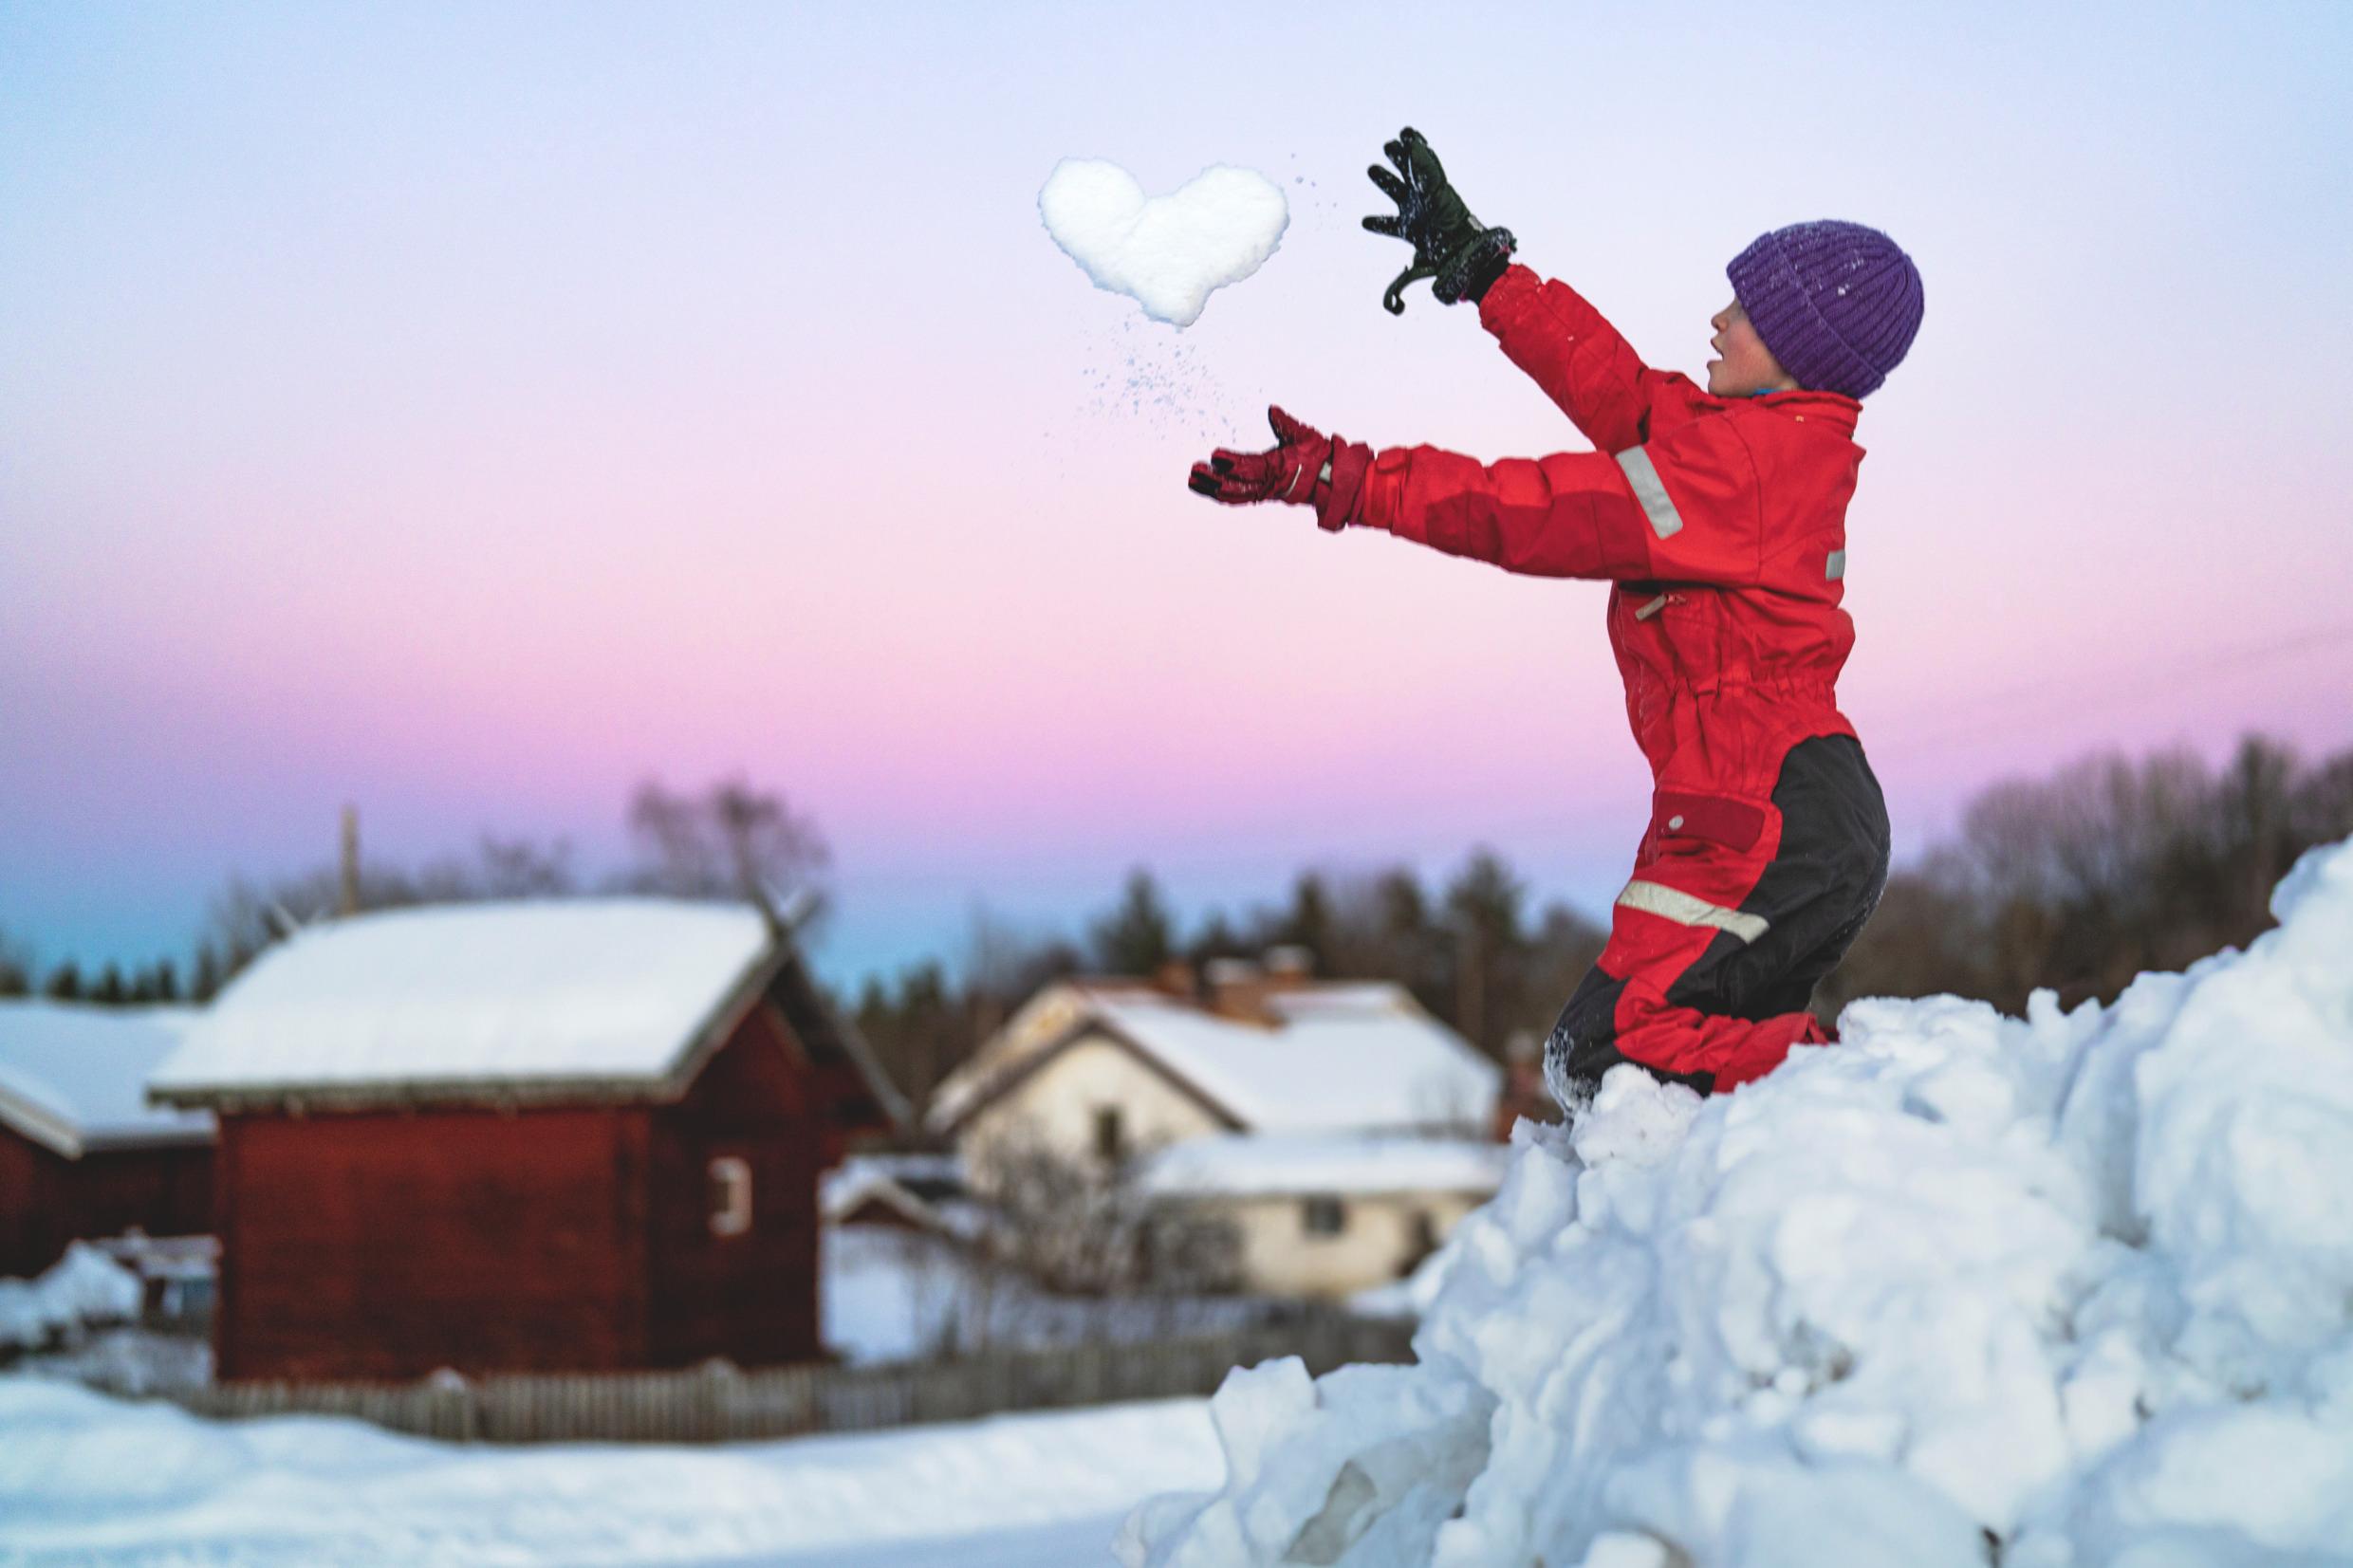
xmin=4 ymin=2 xmax=2350 ymax=987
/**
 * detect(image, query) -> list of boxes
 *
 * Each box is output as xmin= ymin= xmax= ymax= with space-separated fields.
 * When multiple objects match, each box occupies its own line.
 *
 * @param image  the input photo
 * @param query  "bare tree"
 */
xmin=473 ymin=836 xmax=578 ymax=898
xmin=201 ymin=834 xmax=579 ymax=984
xmin=617 ymin=776 xmax=829 ymax=907
xmin=964 ymin=1121 xmax=1241 ymax=1308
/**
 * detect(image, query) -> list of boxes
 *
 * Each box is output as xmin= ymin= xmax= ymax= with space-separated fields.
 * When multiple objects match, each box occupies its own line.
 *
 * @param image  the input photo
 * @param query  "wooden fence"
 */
xmin=94 ymin=1311 xmax=1417 ymax=1445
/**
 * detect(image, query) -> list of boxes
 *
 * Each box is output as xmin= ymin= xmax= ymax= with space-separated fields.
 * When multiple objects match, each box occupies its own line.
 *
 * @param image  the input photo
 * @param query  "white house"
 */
xmin=926 ymin=961 xmax=1503 ymax=1299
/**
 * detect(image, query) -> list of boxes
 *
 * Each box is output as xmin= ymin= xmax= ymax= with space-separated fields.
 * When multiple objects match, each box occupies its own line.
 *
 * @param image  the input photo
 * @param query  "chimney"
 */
xmin=339 ymin=804 xmax=361 ymax=918
xmin=1204 ymin=957 xmax=1276 ymax=1024
xmin=1262 ymin=945 xmax=1314 ymax=989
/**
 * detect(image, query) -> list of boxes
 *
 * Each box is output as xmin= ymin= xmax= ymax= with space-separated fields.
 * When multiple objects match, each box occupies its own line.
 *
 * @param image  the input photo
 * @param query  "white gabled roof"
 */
xmin=1136 ymin=1132 xmax=1508 ymax=1199
xmin=820 ymin=1153 xmax=968 ymax=1228
xmin=149 ymin=899 xmax=777 ymax=1109
xmin=933 ymin=980 xmax=1500 ymax=1137
xmin=0 ymin=1002 xmax=213 ymax=1157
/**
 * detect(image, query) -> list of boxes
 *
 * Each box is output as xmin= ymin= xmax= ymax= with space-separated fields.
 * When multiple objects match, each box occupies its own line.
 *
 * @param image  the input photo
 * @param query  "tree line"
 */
xmin=6 ymin=734 xmax=2350 ymax=1119
xmin=1818 ymin=733 xmax=2353 ymax=1016
xmin=851 ymin=731 xmax=2353 ymax=1116
xmin=0 ymin=777 xmax=827 ymax=1005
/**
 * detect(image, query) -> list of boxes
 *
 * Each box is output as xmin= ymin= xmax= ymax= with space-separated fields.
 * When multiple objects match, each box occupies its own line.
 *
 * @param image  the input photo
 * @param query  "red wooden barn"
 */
xmin=0 ymin=1001 xmax=215 ymax=1280
xmin=147 ymin=899 xmax=905 ymax=1382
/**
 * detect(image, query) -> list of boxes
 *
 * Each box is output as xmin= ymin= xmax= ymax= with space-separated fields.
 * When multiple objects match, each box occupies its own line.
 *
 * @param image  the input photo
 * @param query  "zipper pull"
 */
xmin=1634 ymin=593 xmax=1669 ymax=621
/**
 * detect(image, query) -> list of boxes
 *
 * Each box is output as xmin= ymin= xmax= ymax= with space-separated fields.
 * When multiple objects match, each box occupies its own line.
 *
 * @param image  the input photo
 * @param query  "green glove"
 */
xmin=1363 ymin=127 xmax=1516 ymax=315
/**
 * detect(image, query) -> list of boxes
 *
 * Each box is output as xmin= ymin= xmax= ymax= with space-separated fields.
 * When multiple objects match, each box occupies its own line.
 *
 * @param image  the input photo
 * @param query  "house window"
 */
xmin=1303 ymin=1195 xmax=1346 ymax=1237
xmin=1400 ymin=1210 xmax=1441 ymax=1276
xmin=1093 ymin=1106 xmax=1125 ymax=1163
xmin=709 ymin=1156 xmax=753 ymax=1238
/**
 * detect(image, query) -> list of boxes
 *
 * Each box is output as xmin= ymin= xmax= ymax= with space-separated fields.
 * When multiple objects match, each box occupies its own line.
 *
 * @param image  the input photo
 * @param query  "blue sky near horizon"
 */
xmin=5 ymin=1 xmax=2351 ymax=992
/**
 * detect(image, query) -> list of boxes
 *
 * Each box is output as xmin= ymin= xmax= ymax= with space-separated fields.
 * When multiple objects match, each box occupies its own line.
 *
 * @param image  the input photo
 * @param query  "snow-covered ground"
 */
xmin=0 ymin=1377 xmax=1222 ymax=1567
xmin=824 ymin=1224 xmax=1274 ymax=1365
xmin=14 ymin=842 xmax=2350 ymax=1565
xmin=1118 ymin=838 xmax=2353 ymax=1566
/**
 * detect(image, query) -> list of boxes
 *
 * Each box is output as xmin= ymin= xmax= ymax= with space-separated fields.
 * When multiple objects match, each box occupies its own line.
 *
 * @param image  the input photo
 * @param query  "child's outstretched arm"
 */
xmin=1477 ymin=266 xmax=1674 ymax=458
xmin=1355 ymin=128 xmax=1674 ymax=453
xmin=1188 ymin=405 xmax=1771 ymax=588
xmin=1356 ymin=415 xmax=1761 ymax=583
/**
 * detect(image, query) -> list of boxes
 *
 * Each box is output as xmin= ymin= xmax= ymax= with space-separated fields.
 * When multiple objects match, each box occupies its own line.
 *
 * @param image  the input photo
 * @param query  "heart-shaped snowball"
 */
xmin=1039 ymin=158 xmax=1288 ymax=328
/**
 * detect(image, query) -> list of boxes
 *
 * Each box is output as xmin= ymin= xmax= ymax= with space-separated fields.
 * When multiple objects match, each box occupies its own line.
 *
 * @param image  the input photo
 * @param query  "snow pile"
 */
xmin=0 ymin=1245 xmax=142 ymax=1352
xmin=1119 ymin=838 xmax=2353 ymax=1567
xmin=1041 ymin=158 xmax=1287 ymax=327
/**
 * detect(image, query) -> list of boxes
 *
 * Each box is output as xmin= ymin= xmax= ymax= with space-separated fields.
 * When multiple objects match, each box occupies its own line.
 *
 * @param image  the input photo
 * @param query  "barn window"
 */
xmin=709 ymin=1156 xmax=753 ymax=1238
xmin=1093 ymin=1106 xmax=1125 ymax=1163
xmin=1303 ymin=1195 xmax=1346 ymax=1237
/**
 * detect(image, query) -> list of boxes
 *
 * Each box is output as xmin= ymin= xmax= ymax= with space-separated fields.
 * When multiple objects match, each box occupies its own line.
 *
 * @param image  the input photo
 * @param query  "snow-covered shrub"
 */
xmin=0 ymin=1244 xmax=143 ymax=1355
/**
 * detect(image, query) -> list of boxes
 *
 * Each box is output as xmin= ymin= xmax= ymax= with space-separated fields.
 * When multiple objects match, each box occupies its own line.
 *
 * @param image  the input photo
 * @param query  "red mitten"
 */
xmin=1188 ymin=406 xmax=1372 ymax=532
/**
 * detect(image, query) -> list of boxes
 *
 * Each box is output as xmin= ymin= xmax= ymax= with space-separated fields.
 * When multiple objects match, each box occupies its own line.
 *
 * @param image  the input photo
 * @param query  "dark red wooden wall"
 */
xmin=213 ymin=1000 xmax=835 ymax=1381
xmin=645 ymin=1001 xmax=824 ymax=1367
xmin=0 ymin=1128 xmax=213 ymax=1280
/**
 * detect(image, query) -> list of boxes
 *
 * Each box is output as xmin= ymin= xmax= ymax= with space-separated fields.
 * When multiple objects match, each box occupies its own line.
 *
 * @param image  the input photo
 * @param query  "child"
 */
xmin=1187 ymin=128 xmax=1921 ymax=1112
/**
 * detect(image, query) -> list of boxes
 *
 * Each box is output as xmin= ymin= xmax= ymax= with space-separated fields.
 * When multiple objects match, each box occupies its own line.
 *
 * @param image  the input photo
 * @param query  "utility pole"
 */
xmin=339 ymin=804 xmax=361 ymax=917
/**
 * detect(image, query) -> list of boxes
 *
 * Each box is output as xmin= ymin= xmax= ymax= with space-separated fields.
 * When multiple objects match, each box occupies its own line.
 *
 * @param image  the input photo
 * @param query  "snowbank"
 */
xmin=0 ymin=1244 xmax=142 ymax=1352
xmin=1119 ymin=838 xmax=2353 ymax=1567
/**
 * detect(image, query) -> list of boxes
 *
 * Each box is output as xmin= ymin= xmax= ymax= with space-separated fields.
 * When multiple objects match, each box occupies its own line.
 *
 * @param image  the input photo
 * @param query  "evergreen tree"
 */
xmin=1185 ymin=908 xmax=1247 ymax=966
xmin=191 ymin=946 xmax=223 ymax=1003
xmin=0 ymin=929 xmax=30 ymax=997
xmin=45 ymin=961 xmax=83 ymax=1002
xmin=1279 ymin=873 xmax=1334 ymax=969
xmin=1089 ymin=869 xmax=1175 ymax=977
xmin=1444 ymin=848 xmax=1529 ymax=1054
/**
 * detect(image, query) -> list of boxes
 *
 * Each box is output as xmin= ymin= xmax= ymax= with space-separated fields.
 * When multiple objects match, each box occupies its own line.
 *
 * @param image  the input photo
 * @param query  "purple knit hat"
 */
xmin=1727 ymin=220 xmax=1923 ymax=399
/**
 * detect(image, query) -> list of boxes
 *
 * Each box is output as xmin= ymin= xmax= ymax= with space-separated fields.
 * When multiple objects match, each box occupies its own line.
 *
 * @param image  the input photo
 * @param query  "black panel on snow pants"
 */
xmin=1546 ymin=733 xmax=1892 ymax=1108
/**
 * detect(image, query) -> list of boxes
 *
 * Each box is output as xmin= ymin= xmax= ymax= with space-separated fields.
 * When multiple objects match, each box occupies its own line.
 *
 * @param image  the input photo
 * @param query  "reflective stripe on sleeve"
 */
xmin=1616 ymin=878 xmax=1770 ymax=944
xmin=1614 ymin=447 xmax=1684 ymax=539
xmin=1825 ymin=548 xmax=1846 ymax=581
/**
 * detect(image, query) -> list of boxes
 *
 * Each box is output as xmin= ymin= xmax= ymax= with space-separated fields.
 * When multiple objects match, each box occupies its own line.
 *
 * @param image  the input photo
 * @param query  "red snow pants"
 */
xmin=1545 ymin=733 xmax=1891 ymax=1106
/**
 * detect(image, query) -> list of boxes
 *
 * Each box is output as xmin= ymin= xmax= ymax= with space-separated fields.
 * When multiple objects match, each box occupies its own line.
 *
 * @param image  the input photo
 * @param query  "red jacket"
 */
xmin=1355 ymin=264 xmax=1865 ymax=811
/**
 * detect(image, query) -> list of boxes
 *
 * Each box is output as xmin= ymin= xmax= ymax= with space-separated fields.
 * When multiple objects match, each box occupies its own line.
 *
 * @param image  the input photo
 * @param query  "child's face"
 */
xmin=1707 ymin=300 xmax=1799 ymax=397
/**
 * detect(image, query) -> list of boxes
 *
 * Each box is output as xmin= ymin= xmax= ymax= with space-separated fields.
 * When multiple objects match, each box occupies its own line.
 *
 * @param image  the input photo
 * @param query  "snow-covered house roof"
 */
xmin=929 ymin=979 xmax=1499 ymax=1138
xmin=820 ymin=1153 xmax=977 ymax=1234
xmin=147 ymin=899 xmax=908 ymax=1123
xmin=0 ymin=1002 xmax=213 ymax=1158
xmin=1135 ymin=1132 xmax=1508 ymax=1200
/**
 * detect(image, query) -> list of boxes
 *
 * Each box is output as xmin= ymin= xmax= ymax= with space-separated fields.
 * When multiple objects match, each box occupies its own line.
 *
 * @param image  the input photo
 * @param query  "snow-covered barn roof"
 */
xmin=929 ymin=980 xmax=1499 ymax=1137
xmin=1135 ymin=1132 xmax=1508 ymax=1200
xmin=147 ymin=899 xmax=907 ymax=1121
xmin=0 ymin=1002 xmax=213 ymax=1158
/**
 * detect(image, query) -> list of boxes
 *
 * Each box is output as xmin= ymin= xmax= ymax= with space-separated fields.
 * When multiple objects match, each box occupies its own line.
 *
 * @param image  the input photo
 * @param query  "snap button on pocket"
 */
xmin=1650 ymin=791 xmax=1769 ymax=854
